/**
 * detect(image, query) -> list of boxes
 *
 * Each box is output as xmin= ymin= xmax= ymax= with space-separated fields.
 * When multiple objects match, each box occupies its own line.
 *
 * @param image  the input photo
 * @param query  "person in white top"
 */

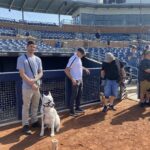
xmin=65 ymin=48 xmax=90 ymax=116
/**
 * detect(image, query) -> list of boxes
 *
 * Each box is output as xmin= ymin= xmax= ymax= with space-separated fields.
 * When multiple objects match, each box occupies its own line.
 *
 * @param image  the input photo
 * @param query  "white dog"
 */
xmin=40 ymin=92 xmax=60 ymax=137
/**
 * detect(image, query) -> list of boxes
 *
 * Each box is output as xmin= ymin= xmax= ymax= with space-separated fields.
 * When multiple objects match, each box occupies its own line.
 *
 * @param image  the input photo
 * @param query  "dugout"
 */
xmin=0 ymin=52 xmax=101 ymax=125
xmin=0 ymin=52 xmax=101 ymax=72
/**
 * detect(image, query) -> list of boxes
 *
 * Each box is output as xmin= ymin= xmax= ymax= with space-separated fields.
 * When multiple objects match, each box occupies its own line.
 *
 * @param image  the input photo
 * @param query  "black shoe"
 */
xmin=23 ymin=125 xmax=32 ymax=135
xmin=140 ymin=102 xmax=145 ymax=108
xmin=31 ymin=121 xmax=41 ymax=128
xmin=75 ymin=108 xmax=85 ymax=113
xmin=147 ymin=103 xmax=150 ymax=106
xmin=70 ymin=110 xmax=78 ymax=117
xmin=102 ymin=105 xmax=108 ymax=112
xmin=109 ymin=105 xmax=116 ymax=111
xmin=145 ymin=101 xmax=150 ymax=106
xmin=70 ymin=112 xmax=78 ymax=117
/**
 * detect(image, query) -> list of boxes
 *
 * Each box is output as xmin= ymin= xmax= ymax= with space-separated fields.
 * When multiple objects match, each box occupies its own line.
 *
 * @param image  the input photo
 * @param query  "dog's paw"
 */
xmin=50 ymin=133 xmax=55 ymax=137
xmin=40 ymin=132 xmax=44 ymax=137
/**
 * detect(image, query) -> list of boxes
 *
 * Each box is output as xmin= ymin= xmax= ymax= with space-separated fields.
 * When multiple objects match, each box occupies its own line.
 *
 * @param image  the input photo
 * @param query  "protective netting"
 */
xmin=0 ymin=81 xmax=17 ymax=122
xmin=0 ymin=69 xmax=100 ymax=124
xmin=40 ymin=78 xmax=66 ymax=109
xmin=82 ymin=74 xmax=100 ymax=104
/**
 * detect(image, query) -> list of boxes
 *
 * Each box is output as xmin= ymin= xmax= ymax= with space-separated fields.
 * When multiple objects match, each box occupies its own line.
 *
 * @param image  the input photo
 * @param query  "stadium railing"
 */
xmin=0 ymin=68 xmax=100 ymax=125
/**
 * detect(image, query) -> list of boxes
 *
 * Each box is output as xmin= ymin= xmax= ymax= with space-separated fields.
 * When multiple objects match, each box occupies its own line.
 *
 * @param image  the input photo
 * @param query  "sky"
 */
xmin=0 ymin=8 xmax=72 ymax=24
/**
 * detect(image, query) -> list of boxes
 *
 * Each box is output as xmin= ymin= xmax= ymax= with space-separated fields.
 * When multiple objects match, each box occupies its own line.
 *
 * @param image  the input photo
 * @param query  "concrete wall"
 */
xmin=126 ymin=0 xmax=150 ymax=4
xmin=71 ymin=0 xmax=98 ymax=4
xmin=80 ymin=13 xmax=150 ymax=25
xmin=73 ymin=7 xmax=150 ymax=25
xmin=74 ymin=7 xmax=150 ymax=16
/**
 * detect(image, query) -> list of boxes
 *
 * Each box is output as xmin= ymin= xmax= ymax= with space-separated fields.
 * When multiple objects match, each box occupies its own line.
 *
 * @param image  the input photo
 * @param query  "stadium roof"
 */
xmin=0 ymin=0 xmax=150 ymax=15
xmin=0 ymin=0 xmax=78 ymax=15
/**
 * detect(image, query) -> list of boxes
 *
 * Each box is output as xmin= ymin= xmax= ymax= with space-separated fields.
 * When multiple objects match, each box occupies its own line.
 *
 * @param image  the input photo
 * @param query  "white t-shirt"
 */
xmin=66 ymin=54 xmax=83 ymax=80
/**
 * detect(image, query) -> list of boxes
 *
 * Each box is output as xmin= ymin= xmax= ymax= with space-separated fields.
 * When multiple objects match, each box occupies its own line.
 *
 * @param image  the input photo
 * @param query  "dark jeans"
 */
xmin=70 ymin=81 xmax=83 ymax=113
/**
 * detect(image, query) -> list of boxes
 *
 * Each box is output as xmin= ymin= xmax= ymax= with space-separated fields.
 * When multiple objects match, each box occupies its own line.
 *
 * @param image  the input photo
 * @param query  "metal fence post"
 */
xmin=65 ymin=77 xmax=71 ymax=108
xmin=15 ymin=78 xmax=22 ymax=120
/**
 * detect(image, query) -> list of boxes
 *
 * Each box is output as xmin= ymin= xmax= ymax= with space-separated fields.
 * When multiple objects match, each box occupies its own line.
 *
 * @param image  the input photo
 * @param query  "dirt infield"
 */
xmin=1 ymin=99 xmax=150 ymax=150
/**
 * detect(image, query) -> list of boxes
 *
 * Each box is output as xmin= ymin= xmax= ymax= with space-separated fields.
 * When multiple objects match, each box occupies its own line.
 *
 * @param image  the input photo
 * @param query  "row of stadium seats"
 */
xmin=0 ymin=39 xmax=75 ymax=53
xmin=99 ymin=33 xmax=131 ymax=41
xmin=0 ymin=39 xmax=52 ymax=52
xmin=0 ymin=27 xmax=17 ymax=36
xmin=0 ymin=27 xmax=135 ymax=41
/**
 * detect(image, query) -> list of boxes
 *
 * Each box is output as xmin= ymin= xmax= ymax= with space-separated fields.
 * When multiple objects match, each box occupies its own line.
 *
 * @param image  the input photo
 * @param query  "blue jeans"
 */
xmin=104 ymin=80 xmax=119 ymax=99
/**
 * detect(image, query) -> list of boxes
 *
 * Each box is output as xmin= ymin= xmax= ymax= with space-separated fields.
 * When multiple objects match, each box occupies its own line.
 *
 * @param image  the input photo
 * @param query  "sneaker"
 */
xmin=109 ymin=105 xmax=116 ymax=111
xmin=31 ymin=121 xmax=41 ymax=128
xmin=75 ymin=108 xmax=85 ymax=113
xmin=23 ymin=125 xmax=32 ymax=135
xmin=102 ymin=105 xmax=108 ymax=112
xmin=140 ymin=102 xmax=145 ymax=108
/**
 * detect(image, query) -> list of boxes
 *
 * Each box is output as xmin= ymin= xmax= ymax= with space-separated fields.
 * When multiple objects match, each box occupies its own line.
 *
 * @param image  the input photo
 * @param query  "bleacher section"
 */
xmin=100 ymin=33 xmax=131 ymax=41
xmin=1 ymin=18 xmax=150 ymax=41
xmin=88 ymin=47 xmax=142 ymax=68
xmin=0 ymin=26 xmax=139 ymax=41
xmin=0 ymin=39 xmax=52 ymax=52
xmin=0 ymin=27 xmax=130 ymax=40
xmin=0 ymin=37 xmax=143 ymax=67
xmin=0 ymin=27 xmax=17 ymax=37
xmin=0 ymin=18 xmax=145 ymax=74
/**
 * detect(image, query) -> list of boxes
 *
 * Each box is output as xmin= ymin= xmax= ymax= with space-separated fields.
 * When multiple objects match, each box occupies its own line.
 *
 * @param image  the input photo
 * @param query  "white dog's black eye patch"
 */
xmin=43 ymin=102 xmax=50 ymax=107
xmin=43 ymin=99 xmax=55 ymax=107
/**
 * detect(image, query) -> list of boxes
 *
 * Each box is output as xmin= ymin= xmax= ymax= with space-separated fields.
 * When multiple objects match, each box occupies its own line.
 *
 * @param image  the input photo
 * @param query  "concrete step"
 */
xmin=126 ymin=85 xmax=137 ymax=93
xmin=126 ymin=84 xmax=140 ymax=101
xmin=127 ymin=93 xmax=140 ymax=102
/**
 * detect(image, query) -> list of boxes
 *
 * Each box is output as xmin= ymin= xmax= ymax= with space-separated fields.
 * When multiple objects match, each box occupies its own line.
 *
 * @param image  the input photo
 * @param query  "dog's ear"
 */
xmin=48 ymin=91 xmax=52 ymax=96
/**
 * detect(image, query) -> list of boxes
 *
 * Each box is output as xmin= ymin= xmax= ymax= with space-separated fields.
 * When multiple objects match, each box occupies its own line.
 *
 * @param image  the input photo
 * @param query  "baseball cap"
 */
xmin=77 ymin=47 xmax=86 ymax=56
xmin=27 ymin=40 xmax=35 ymax=46
xmin=104 ymin=52 xmax=115 ymax=63
xmin=130 ymin=45 xmax=137 ymax=49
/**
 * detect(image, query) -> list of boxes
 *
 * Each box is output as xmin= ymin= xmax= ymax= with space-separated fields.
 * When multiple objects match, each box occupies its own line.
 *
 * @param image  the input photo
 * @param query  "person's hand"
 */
xmin=32 ymin=83 xmax=39 ymax=91
xmin=35 ymin=74 xmax=39 ymax=81
xmin=72 ymin=78 xmax=77 ymax=86
xmin=28 ymin=79 xmax=35 ymax=85
xmin=85 ymin=68 xmax=90 ymax=75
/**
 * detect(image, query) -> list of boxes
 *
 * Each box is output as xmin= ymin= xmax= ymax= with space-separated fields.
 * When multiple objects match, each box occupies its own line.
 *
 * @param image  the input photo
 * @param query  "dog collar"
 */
xmin=43 ymin=102 xmax=54 ymax=108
